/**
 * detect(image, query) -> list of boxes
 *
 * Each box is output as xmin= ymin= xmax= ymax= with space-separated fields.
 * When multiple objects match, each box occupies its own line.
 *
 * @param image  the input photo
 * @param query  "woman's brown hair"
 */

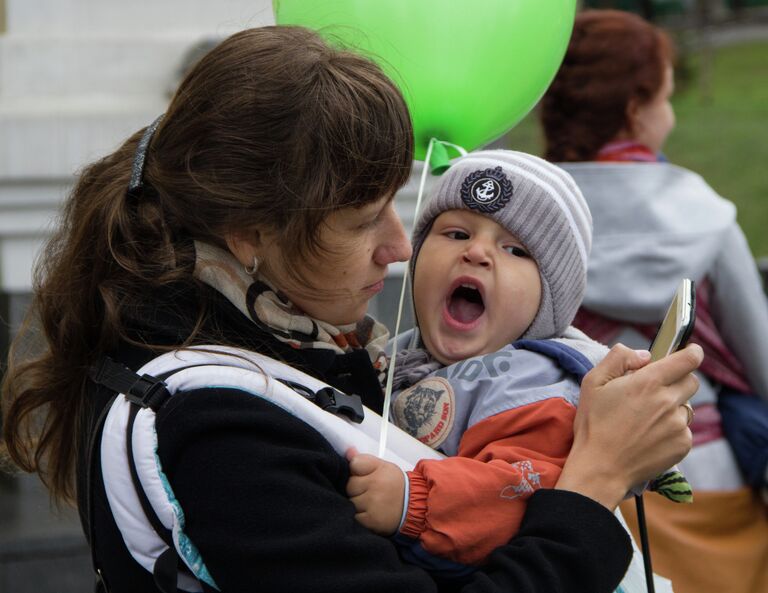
xmin=1 ymin=25 xmax=414 ymax=503
xmin=541 ymin=9 xmax=675 ymax=162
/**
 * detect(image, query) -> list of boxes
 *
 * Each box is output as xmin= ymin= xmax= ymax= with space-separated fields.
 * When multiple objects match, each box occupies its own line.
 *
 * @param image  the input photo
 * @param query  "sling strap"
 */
xmin=89 ymin=356 xmax=364 ymax=422
xmin=84 ymin=346 xmax=444 ymax=592
xmin=86 ymin=356 xmax=364 ymax=593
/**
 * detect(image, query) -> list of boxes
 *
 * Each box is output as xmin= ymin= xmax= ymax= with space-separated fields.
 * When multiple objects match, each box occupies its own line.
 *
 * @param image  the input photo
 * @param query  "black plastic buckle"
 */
xmin=126 ymin=374 xmax=172 ymax=411
xmin=278 ymin=380 xmax=364 ymax=424
xmin=314 ymin=387 xmax=365 ymax=424
xmin=89 ymin=357 xmax=171 ymax=412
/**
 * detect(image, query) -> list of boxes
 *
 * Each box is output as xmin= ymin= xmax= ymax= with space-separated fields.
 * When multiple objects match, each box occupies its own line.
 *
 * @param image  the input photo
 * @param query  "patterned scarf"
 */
xmin=192 ymin=241 xmax=391 ymax=384
xmin=391 ymin=345 xmax=442 ymax=392
xmin=596 ymin=140 xmax=666 ymax=163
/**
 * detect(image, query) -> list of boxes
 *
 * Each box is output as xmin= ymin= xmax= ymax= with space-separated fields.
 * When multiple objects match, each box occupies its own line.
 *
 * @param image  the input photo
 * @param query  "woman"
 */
xmin=541 ymin=10 xmax=768 ymax=593
xmin=2 ymin=25 xmax=700 ymax=593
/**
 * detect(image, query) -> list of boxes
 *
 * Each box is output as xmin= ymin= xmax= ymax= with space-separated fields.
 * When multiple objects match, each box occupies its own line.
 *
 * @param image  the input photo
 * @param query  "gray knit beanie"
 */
xmin=411 ymin=150 xmax=592 ymax=340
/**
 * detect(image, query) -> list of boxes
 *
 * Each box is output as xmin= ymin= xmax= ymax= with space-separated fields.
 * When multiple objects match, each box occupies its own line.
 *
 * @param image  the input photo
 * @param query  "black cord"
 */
xmin=635 ymin=494 xmax=655 ymax=593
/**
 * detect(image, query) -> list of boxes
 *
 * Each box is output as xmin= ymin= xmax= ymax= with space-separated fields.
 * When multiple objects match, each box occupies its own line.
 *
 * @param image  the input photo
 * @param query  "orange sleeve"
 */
xmin=400 ymin=397 xmax=576 ymax=566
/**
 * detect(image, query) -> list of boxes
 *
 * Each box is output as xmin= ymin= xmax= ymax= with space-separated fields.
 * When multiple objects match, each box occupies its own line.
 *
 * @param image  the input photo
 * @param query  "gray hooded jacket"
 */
xmin=561 ymin=161 xmax=768 ymax=491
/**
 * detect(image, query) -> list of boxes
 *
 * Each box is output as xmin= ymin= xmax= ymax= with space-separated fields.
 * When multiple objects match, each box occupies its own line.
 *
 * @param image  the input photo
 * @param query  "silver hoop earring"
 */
xmin=244 ymin=256 xmax=259 ymax=276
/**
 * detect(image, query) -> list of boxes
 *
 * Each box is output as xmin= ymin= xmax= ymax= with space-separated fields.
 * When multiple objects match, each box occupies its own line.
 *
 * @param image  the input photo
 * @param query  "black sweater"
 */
xmin=76 ymin=284 xmax=631 ymax=593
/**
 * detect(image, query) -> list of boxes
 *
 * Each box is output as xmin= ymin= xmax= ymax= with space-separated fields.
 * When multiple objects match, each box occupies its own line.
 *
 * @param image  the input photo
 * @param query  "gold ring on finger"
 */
xmin=682 ymin=402 xmax=695 ymax=426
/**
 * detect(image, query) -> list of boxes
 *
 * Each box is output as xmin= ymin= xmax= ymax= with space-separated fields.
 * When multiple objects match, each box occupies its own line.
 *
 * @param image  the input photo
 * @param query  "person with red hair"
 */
xmin=541 ymin=9 xmax=768 ymax=593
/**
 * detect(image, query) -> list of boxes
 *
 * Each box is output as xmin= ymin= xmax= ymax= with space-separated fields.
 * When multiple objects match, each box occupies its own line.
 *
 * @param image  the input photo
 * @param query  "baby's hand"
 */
xmin=346 ymin=450 xmax=405 ymax=535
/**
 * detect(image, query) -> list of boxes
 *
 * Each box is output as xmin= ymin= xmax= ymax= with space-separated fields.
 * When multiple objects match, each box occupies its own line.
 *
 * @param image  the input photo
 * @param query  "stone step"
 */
xmin=0 ymin=33 xmax=207 ymax=99
xmin=0 ymin=102 xmax=164 ymax=179
xmin=5 ymin=0 xmax=272 ymax=35
xmin=0 ymin=104 xmax=161 ymax=291
xmin=1 ymin=0 xmax=274 ymax=96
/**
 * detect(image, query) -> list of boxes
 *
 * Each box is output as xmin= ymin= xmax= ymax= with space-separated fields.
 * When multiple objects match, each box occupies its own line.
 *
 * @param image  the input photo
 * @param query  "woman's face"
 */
xmin=238 ymin=195 xmax=412 ymax=326
xmin=629 ymin=64 xmax=676 ymax=153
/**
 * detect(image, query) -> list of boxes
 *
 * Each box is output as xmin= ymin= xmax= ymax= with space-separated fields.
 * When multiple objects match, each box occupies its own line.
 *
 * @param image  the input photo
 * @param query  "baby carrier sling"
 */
xmin=85 ymin=344 xmax=668 ymax=593
xmin=84 ymin=345 xmax=443 ymax=593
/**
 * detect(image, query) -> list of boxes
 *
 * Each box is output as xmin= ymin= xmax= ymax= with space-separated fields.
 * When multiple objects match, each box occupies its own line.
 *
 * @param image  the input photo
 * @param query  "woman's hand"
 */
xmin=346 ymin=451 xmax=405 ymax=535
xmin=557 ymin=343 xmax=703 ymax=510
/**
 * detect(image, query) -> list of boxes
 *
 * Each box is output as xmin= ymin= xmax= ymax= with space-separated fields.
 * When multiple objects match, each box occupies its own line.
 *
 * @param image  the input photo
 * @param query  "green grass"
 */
xmin=503 ymin=40 xmax=768 ymax=256
xmin=667 ymin=41 xmax=768 ymax=256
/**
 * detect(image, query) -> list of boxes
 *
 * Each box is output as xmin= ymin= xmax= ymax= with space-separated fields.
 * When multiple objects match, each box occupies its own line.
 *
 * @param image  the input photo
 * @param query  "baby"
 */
xmin=346 ymin=150 xmax=689 ymax=574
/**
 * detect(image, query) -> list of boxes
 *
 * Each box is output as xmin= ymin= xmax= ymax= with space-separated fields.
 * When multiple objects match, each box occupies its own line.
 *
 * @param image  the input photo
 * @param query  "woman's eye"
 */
xmin=504 ymin=245 xmax=530 ymax=258
xmin=446 ymin=230 xmax=470 ymax=240
xmin=358 ymin=214 xmax=381 ymax=230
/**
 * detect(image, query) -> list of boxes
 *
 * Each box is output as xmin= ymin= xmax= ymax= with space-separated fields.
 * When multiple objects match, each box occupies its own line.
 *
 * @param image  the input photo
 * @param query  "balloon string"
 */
xmin=438 ymin=141 xmax=468 ymax=157
xmin=378 ymin=137 xmax=438 ymax=457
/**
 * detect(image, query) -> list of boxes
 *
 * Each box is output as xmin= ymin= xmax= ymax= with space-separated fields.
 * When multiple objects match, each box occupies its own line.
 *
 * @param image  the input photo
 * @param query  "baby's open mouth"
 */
xmin=447 ymin=284 xmax=485 ymax=324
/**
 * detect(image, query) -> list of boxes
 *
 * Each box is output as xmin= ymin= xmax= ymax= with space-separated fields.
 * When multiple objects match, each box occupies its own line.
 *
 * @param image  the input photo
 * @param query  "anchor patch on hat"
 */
xmin=460 ymin=166 xmax=513 ymax=213
xmin=393 ymin=377 xmax=455 ymax=448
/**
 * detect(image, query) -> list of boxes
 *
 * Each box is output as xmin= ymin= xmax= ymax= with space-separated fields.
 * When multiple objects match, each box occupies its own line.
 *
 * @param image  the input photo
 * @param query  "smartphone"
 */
xmin=649 ymin=279 xmax=696 ymax=362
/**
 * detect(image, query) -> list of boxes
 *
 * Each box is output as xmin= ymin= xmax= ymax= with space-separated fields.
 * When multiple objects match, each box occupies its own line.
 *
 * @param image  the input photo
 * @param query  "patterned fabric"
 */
xmin=685 ymin=279 xmax=752 ymax=394
xmin=192 ymin=241 xmax=391 ymax=384
xmin=574 ymin=274 xmax=752 ymax=397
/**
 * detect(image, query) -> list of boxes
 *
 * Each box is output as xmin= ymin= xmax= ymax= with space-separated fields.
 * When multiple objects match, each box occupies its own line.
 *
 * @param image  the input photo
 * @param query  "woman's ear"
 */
xmin=224 ymin=230 xmax=261 ymax=268
xmin=624 ymin=98 xmax=641 ymax=138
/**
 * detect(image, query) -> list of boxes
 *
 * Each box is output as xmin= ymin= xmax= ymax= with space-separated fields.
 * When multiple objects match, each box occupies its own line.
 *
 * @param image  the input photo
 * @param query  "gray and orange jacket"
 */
xmin=389 ymin=327 xmax=608 ymax=574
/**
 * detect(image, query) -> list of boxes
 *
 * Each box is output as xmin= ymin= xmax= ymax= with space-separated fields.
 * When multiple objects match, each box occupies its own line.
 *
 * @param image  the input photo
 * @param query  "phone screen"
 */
xmin=649 ymin=279 xmax=695 ymax=362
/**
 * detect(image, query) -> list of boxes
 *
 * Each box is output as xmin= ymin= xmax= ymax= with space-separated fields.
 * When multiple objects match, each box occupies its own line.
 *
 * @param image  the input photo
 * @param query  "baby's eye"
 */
xmin=504 ymin=245 xmax=530 ymax=258
xmin=445 ymin=230 xmax=470 ymax=240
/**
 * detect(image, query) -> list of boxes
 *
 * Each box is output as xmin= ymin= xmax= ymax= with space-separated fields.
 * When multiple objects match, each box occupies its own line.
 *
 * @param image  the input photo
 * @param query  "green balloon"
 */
xmin=274 ymin=0 xmax=575 ymax=160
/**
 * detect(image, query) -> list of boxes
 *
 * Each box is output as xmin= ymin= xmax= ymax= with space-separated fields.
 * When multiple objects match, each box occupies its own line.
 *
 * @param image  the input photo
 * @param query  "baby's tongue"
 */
xmin=448 ymin=295 xmax=484 ymax=324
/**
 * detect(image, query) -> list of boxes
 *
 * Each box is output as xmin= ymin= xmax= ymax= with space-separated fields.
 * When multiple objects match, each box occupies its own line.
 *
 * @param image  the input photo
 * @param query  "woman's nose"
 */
xmin=373 ymin=205 xmax=412 ymax=265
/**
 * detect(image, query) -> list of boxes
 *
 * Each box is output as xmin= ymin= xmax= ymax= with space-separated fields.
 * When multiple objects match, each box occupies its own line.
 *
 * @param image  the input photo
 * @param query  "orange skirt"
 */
xmin=620 ymin=488 xmax=768 ymax=593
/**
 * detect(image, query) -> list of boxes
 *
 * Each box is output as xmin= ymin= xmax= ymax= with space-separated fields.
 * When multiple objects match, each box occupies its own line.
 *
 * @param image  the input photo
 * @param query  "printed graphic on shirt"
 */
xmin=499 ymin=460 xmax=542 ymax=500
xmin=393 ymin=377 xmax=455 ymax=449
xmin=460 ymin=166 xmax=513 ymax=213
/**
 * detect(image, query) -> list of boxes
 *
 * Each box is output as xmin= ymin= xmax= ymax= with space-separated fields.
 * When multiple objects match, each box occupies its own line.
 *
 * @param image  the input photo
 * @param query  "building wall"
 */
xmin=0 ymin=0 xmax=273 ymax=303
xmin=0 ymin=0 xmax=422 ymax=341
